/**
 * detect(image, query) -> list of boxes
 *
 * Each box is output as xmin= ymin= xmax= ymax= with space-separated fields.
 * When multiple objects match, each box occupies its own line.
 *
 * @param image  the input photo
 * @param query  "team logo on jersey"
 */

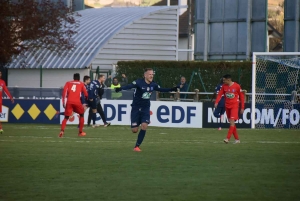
xmin=147 ymin=87 xmax=149 ymax=91
xmin=151 ymin=87 xmax=153 ymax=90
xmin=0 ymin=86 xmax=2 ymax=91
xmin=226 ymin=93 xmax=235 ymax=99
xmin=142 ymin=92 xmax=152 ymax=99
xmin=132 ymin=81 xmax=136 ymax=84
xmin=232 ymin=89 xmax=235 ymax=92
xmin=158 ymin=85 xmax=160 ymax=88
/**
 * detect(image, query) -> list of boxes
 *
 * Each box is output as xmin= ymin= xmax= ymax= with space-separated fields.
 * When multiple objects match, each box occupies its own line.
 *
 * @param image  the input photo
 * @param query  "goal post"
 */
xmin=252 ymin=52 xmax=300 ymax=129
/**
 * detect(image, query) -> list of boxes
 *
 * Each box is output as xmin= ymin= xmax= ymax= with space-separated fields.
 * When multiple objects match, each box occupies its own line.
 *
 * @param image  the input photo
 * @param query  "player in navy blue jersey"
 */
xmin=211 ymin=78 xmax=225 ymax=130
xmin=88 ymin=76 xmax=103 ymax=128
xmin=115 ymin=68 xmax=178 ymax=152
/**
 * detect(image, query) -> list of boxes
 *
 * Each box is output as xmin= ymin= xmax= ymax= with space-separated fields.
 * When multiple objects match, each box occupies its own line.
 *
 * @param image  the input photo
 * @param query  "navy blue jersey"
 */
xmin=81 ymin=83 xmax=89 ymax=104
xmin=89 ymin=80 xmax=101 ymax=99
xmin=121 ymin=78 xmax=173 ymax=108
xmin=215 ymin=84 xmax=225 ymax=107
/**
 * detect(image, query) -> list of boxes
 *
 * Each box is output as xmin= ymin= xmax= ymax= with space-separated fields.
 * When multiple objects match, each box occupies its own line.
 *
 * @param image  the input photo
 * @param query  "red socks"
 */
xmin=61 ymin=118 xmax=68 ymax=131
xmin=227 ymin=125 xmax=239 ymax=140
xmin=232 ymin=125 xmax=239 ymax=140
xmin=226 ymin=126 xmax=235 ymax=140
xmin=79 ymin=116 xmax=84 ymax=133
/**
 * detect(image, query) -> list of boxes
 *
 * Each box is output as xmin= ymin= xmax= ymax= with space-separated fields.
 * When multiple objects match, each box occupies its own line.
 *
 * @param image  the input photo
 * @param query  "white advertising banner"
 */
xmin=60 ymin=100 xmax=203 ymax=128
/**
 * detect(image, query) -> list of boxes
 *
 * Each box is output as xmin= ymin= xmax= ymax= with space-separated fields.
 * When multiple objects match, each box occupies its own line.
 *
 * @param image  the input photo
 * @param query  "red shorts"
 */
xmin=65 ymin=103 xmax=84 ymax=116
xmin=226 ymin=107 xmax=239 ymax=121
xmin=0 ymin=104 xmax=2 ymax=113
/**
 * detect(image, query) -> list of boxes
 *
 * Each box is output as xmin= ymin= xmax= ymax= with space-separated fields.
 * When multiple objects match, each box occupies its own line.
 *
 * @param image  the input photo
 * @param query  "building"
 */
xmin=7 ymin=6 xmax=180 ymax=87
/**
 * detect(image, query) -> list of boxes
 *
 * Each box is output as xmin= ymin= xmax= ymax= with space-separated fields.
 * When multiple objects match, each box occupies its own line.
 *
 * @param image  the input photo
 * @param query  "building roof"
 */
xmin=8 ymin=6 xmax=179 ymax=69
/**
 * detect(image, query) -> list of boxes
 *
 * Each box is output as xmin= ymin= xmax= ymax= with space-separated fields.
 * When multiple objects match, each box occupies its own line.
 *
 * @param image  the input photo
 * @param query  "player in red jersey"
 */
xmin=215 ymin=74 xmax=244 ymax=144
xmin=0 ymin=71 xmax=14 ymax=133
xmin=59 ymin=73 xmax=88 ymax=137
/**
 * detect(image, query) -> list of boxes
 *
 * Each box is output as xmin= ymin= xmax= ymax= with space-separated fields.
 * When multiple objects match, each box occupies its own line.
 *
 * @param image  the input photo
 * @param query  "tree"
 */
xmin=0 ymin=0 xmax=80 ymax=67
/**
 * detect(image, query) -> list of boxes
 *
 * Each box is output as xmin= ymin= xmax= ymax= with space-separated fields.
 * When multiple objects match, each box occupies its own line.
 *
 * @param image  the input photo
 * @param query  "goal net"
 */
xmin=252 ymin=52 xmax=300 ymax=129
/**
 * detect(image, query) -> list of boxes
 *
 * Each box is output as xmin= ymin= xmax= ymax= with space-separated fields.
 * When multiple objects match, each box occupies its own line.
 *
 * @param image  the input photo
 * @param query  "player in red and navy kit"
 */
xmin=115 ymin=68 xmax=178 ymax=152
xmin=215 ymin=74 xmax=244 ymax=144
xmin=59 ymin=73 xmax=88 ymax=137
xmin=0 ymin=71 xmax=14 ymax=133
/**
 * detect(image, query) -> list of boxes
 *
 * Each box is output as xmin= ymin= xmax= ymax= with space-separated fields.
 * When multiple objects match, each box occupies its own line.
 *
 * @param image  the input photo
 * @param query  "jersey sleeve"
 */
xmin=154 ymin=83 xmax=173 ymax=92
xmin=2 ymin=82 xmax=13 ymax=99
xmin=215 ymin=85 xmax=224 ymax=105
xmin=215 ymin=85 xmax=221 ymax=94
xmin=238 ymin=85 xmax=245 ymax=109
xmin=120 ymin=80 xmax=138 ymax=90
xmin=88 ymin=82 xmax=95 ymax=99
xmin=62 ymin=82 xmax=69 ymax=105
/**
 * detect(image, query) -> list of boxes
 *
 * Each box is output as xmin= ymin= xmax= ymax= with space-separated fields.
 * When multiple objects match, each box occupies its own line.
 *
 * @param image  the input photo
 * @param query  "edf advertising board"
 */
xmin=60 ymin=100 xmax=203 ymax=128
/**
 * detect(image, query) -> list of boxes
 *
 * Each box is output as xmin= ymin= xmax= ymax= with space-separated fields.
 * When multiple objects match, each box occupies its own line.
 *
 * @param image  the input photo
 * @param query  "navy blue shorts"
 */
xmin=131 ymin=107 xmax=150 ymax=128
xmin=88 ymin=99 xmax=97 ymax=109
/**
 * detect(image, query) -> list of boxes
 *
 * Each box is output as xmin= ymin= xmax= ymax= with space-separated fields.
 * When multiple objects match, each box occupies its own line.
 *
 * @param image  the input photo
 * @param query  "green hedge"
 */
xmin=116 ymin=61 xmax=252 ymax=93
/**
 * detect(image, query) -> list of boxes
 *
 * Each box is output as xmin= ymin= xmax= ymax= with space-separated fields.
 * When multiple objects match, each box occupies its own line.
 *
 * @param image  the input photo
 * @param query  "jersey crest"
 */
xmin=226 ymin=93 xmax=235 ymax=99
xmin=142 ymin=92 xmax=152 ymax=99
xmin=0 ymin=86 xmax=2 ymax=91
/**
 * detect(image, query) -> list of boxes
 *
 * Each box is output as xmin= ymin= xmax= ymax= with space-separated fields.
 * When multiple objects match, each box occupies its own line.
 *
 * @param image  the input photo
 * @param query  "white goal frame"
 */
xmin=251 ymin=52 xmax=300 ymax=129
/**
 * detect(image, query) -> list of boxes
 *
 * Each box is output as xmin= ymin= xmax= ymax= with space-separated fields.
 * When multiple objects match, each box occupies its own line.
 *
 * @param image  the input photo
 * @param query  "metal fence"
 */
xmin=5 ymin=87 xmax=156 ymax=101
xmin=5 ymin=87 xmax=298 ymax=103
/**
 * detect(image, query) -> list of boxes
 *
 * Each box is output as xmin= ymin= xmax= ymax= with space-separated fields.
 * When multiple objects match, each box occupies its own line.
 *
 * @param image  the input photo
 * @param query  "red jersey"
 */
xmin=62 ymin=80 xmax=88 ymax=105
xmin=215 ymin=82 xmax=244 ymax=109
xmin=0 ymin=79 xmax=13 ymax=104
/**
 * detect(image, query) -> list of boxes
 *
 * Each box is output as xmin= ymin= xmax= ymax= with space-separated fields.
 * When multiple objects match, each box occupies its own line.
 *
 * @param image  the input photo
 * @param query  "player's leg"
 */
xmin=133 ymin=109 xmax=150 ymax=152
xmin=59 ymin=103 xmax=72 ymax=137
xmin=224 ymin=108 xmax=235 ymax=143
xmin=213 ymin=106 xmax=222 ymax=130
xmin=130 ymin=107 xmax=140 ymax=133
xmin=87 ymin=107 xmax=92 ymax=126
xmin=97 ymin=102 xmax=110 ymax=127
xmin=231 ymin=107 xmax=240 ymax=143
xmin=89 ymin=99 xmax=99 ymax=128
xmin=73 ymin=104 xmax=86 ymax=136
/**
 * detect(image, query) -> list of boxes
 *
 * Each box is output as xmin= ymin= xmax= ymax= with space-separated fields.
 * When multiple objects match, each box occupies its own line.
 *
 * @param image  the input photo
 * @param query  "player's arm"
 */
xmin=62 ymin=83 xmax=68 ymax=107
xmin=115 ymin=81 xmax=137 ymax=92
xmin=238 ymin=86 xmax=245 ymax=111
xmin=88 ymin=83 xmax=95 ymax=99
xmin=214 ymin=86 xmax=224 ymax=108
xmin=154 ymin=84 xmax=178 ymax=92
xmin=2 ymin=83 xmax=14 ymax=103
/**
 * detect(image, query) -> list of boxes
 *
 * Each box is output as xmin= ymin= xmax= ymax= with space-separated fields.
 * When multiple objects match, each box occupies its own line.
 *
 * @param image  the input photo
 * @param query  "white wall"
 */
xmin=178 ymin=35 xmax=194 ymax=61
xmin=8 ymin=69 xmax=90 ymax=88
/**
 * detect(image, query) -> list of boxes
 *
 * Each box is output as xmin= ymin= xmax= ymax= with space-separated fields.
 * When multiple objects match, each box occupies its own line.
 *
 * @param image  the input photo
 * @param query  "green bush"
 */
xmin=116 ymin=61 xmax=252 ymax=94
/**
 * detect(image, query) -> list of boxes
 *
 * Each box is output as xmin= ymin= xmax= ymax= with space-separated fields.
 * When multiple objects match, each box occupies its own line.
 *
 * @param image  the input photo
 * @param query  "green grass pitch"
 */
xmin=0 ymin=124 xmax=300 ymax=201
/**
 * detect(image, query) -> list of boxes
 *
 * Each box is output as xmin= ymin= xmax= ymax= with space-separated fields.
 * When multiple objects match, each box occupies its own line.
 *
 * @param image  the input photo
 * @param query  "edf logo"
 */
xmin=157 ymin=105 xmax=197 ymax=124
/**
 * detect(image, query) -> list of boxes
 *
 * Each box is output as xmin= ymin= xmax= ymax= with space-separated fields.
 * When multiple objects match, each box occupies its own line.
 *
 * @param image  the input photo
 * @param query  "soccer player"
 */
xmin=82 ymin=75 xmax=91 ymax=112
xmin=55 ymin=75 xmax=91 ymax=119
xmin=88 ymin=75 xmax=104 ymax=128
xmin=87 ymin=75 xmax=111 ymax=127
xmin=214 ymin=74 xmax=244 ymax=144
xmin=115 ymin=68 xmax=178 ymax=152
xmin=211 ymin=78 xmax=225 ymax=130
xmin=0 ymin=71 xmax=14 ymax=133
xmin=59 ymin=73 xmax=88 ymax=137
